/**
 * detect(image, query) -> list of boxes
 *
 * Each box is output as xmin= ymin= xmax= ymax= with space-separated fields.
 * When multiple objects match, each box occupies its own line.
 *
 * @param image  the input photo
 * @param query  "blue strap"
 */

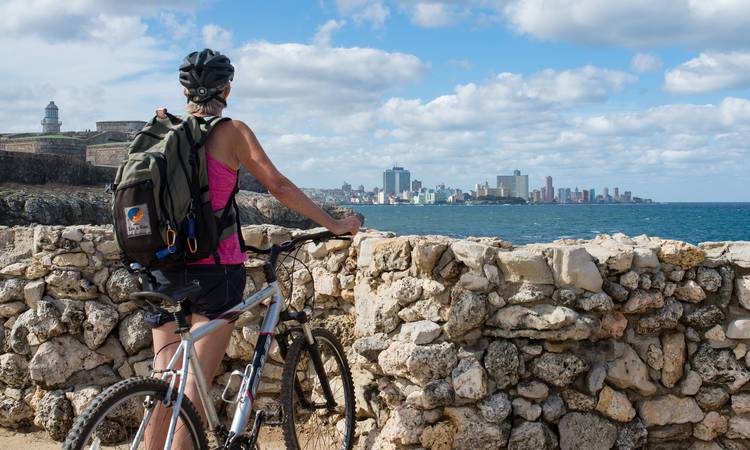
xmin=155 ymin=248 xmax=171 ymax=259
xmin=188 ymin=216 xmax=196 ymax=238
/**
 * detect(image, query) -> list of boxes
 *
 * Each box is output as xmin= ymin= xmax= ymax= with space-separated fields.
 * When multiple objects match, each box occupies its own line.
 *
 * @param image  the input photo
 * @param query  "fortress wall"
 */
xmin=0 ymin=224 xmax=749 ymax=449
xmin=85 ymin=144 xmax=129 ymax=167
xmin=0 ymin=137 xmax=86 ymax=160
xmin=0 ymin=150 xmax=115 ymax=185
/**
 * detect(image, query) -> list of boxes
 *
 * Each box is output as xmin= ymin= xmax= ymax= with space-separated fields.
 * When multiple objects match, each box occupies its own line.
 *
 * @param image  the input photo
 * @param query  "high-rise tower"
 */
xmin=41 ymin=101 xmax=62 ymax=134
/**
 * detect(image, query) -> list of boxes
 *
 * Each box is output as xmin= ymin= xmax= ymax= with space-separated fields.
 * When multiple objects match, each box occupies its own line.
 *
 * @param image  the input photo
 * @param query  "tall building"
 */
xmin=614 ymin=187 xmax=620 ymax=202
xmin=582 ymin=190 xmax=589 ymax=203
xmin=603 ymin=187 xmax=610 ymax=202
xmin=545 ymin=176 xmax=554 ymax=203
xmin=342 ymin=182 xmax=351 ymax=192
xmin=557 ymin=188 xmax=566 ymax=204
xmin=383 ymin=166 xmax=411 ymax=195
xmin=41 ymin=101 xmax=61 ymax=134
xmin=589 ymin=189 xmax=596 ymax=203
xmin=496 ymin=169 xmax=529 ymax=200
xmin=411 ymin=179 xmax=422 ymax=192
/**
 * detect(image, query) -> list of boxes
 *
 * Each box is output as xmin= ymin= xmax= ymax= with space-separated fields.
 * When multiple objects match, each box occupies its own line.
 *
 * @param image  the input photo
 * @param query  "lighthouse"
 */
xmin=41 ymin=101 xmax=62 ymax=134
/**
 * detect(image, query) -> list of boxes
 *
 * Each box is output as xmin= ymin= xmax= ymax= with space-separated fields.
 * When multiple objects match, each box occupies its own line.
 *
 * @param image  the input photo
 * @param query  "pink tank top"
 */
xmin=190 ymin=152 xmax=248 ymax=265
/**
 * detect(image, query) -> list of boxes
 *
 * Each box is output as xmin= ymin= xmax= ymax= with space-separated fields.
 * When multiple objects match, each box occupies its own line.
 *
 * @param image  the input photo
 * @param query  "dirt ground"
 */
xmin=0 ymin=427 xmax=289 ymax=449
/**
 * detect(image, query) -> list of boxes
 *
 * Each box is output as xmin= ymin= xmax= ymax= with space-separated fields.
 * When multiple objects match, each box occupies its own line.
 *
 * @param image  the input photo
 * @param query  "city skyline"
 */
xmin=2 ymin=2 xmax=749 ymax=201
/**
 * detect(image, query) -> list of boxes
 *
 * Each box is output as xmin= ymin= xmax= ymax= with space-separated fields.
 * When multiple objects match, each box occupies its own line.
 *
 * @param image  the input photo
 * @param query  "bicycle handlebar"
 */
xmin=245 ymin=230 xmax=352 ymax=256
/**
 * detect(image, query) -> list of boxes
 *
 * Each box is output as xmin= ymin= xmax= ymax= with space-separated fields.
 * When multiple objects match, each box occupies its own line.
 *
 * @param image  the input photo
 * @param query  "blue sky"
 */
xmin=2 ymin=0 xmax=749 ymax=201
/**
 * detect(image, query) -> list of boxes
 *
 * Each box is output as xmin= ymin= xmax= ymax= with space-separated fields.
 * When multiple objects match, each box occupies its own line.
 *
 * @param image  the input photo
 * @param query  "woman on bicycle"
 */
xmin=145 ymin=48 xmax=361 ymax=448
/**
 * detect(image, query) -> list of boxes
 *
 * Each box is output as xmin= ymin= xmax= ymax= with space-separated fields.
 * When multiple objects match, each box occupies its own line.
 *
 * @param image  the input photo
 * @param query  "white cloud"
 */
xmin=411 ymin=3 xmax=459 ymax=27
xmin=230 ymin=41 xmax=427 ymax=112
xmin=0 ymin=0 xmax=195 ymax=42
xmin=202 ymin=24 xmax=233 ymax=50
xmin=665 ymin=51 xmax=750 ymax=94
xmin=336 ymin=0 xmax=390 ymax=28
xmin=630 ymin=53 xmax=662 ymax=73
xmin=313 ymin=19 xmax=346 ymax=47
xmin=502 ymin=0 xmax=750 ymax=49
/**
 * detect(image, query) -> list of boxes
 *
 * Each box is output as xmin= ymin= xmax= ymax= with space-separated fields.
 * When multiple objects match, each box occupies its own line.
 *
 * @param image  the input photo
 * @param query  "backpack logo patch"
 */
xmin=125 ymin=205 xmax=152 ymax=237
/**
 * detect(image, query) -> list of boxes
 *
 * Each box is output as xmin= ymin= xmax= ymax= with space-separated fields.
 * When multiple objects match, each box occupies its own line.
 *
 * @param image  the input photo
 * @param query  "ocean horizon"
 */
xmin=350 ymin=202 xmax=750 ymax=245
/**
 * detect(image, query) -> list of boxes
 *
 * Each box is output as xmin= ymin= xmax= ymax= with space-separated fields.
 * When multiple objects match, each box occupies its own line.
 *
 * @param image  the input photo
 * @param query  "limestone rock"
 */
xmin=530 ymin=352 xmax=588 ymax=387
xmin=378 ymin=404 xmax=425 ymax=446
xmin=411 ymin=239 xmax=448 ymax=275
xmin=603 ymin=279 xmax=629 ymax=302
xmin=585 ymin=239 xmax=634 ymax=273
xmin=371 ymin=238 xmax=411 ymax=273
xmin=619 ymin=271 xmax=640 ymax=291
xmin=559 ymin=412 xmax=618 ymax=450
xmin=658 ymin=240 xmax=705 ymax=269
xmin=451 ymin=356 xmax=486 ymax=400
xmin=483 ymin=340 xmax=519 ymax=389
xmin=517 ymin=380 xmax=549 ymax=400
xmin=419 ymin=421 xmax=455 ymax=450
xmin=312 ymin=267 xmax=340 ymax=297
xmin=34 ymin=390 xmax=73 ymax=441
xmin=354 ymin=279 xmax=401 ymax=336
xmin=83 ymin=301 xmax=119 ymax=349
xmin=65 ymin=386 xmax=101 ymax=416
xmin=542 ymin=393 xmax=566 ymax=423
xmin=0 ymin=278 xmax=24 ymax=303
xmin=731 ymin=393 xmax=750 ymax=414
xmin=635 ymin=298 xmax=683 ymax=335
xmin=421 ymin=379 xmax=454 ymax=409
xmin=622 ymin=289 xmax=664 ymax=314
xmin=444 ymin=288 xmax=486 ymax=339
xmin=599 ymin=311 xmax=628 ymax=339
xmin=726 ymin=319 xmax=750 ymax=339
xmin=596 ymin=386 xmax=635 ymax=422
xmin=491 ymin=305 xmax=578 ymax=335
xmin=118 ymin=310 xmax=152 ymax=355
xmin=445 ymin=406 xmax=511 ymax=449
xmin=577 ymin=292 xmax=613 ymax=312
xmin=737 ymin=276 xmax=750 ymax=310
xmin=693 ymin=411 xmax=727 ymax=441
xmin=29 ymin=335 xmax=110 ymax=387
xmin=0 ymin=262 xmax=28 ymax=277
xmin=632 ymin=247 xmax=660 ymax=269
xmin=398 ymin=320 xmax=441 ymax=345
xmin=378 ymin=341 xmax=457 ymax=386
xmin=549 ymin=246 xmax=603 ymax=292
xmin=695 ymin=386 xmax=729 ymax=411
xmin=696 ymin=267 xmax=722 ymax=292
xmin=692 ymin=344 xmax=750 ymax=393
xmin=451 ymin=240 xmax=494 ymax=271
xmin=0 ymin=353 xmax=30 ymax=388
xmin=680 ymin=370 xmax=703 ymax=396
xmin=615 ymin=419 xmax=648 ymax=450
xmin=606 ymin=344 xmax=658 ymax=395
xmin=23 ymin=279 xmax=45 ymax=308
xmin=512 ymin=397 xmax=542 ymax=421
xmin=0 ymin=395 xmax=34 ymax=428
xmin=507 ymin=421 xmax=557 ymax=450
xmin=496 ymin=248 xmax=554 ymax=284
xmin=727 ymin=416 xmax=750 ymax=439
xmin=45 ymin=270 xmax=97 ymax=300
xmin=0 ymin=302 xmax=27 ymax=317
xmin=661 ymin=332 xmax=685 ymax=388
xmin=52 ymin=252 xmax=88 ymax=267
xmin=477 ymin=392 xmax=511 ymax=423
xmin=675 ymin=280 xmax=706 ymax=303
xmin=637 ymin=395 xmax=705 ymax=427
xmin=561 ymin=389 xmax=596 ymax=411
xmin=683 ymin=305 xmax=725 ymax=330
xmin=9 ymin=299 xmax=66 ymax=353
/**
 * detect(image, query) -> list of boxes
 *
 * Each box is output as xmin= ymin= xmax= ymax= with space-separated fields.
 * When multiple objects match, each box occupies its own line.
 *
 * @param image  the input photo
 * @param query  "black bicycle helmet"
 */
xmin=179 ymin=49 xmax=234 ymax=104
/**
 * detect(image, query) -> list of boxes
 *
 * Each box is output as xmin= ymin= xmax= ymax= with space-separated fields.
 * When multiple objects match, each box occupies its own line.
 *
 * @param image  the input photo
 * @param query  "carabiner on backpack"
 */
xmin=187 ymin=215 xmax=198 ymax=253
xmin=165 ymin=223 xmax=177 ymax=254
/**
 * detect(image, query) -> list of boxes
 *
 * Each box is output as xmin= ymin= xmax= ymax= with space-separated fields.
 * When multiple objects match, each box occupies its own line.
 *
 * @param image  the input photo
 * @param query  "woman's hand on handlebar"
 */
xmin=329 ymin=215 xmax=362 ymax=236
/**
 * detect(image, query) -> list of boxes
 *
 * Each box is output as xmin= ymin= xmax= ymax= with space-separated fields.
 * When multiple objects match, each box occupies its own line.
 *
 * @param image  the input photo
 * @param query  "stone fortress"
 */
xmin=0 ymin=101 xmax=144 ymax=167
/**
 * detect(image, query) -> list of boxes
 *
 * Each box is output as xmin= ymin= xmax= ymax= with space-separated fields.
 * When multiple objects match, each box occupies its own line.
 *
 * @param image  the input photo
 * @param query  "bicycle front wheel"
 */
xmin=63 ymin=376 xmax=208 ymax=450
xmin=281 ymin=328 xmax=356 ymax=450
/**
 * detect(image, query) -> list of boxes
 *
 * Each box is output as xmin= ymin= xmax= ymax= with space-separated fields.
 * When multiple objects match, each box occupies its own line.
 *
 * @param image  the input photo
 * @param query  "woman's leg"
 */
xmin=172 ymin=313 xmax=234 ymax=448
xmin=144 ymin=320 xmax=181 ymax=448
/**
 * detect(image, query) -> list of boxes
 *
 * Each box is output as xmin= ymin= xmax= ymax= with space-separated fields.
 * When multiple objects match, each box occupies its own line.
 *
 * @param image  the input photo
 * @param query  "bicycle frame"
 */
xmin=138 ymin=281 xmax=287 ymax=450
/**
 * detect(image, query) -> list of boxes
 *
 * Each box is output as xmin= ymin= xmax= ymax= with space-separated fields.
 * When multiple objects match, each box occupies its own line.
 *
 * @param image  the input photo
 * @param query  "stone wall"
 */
xmin=0 ymin=137 xmax=87 ymax=160
xmin=0 ymin=224 xmax=749 ymax=450
xmin=0 ymin=151 xmax=116 ymax=186
xmin=86 ymin=143 xmax=130 ymax=167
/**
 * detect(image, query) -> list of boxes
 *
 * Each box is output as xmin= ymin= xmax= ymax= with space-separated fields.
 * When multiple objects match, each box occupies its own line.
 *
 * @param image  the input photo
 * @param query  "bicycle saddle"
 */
xmin=130 ymin=281 xmax=202 ymax=305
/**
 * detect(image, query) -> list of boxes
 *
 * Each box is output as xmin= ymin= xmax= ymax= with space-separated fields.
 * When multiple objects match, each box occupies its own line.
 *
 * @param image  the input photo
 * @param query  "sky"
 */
xmin=1 ymin=0 xmax=749 ymax=202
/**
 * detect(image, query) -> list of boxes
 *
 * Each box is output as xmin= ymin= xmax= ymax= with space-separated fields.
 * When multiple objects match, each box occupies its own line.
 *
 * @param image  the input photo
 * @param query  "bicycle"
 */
xmin=63 ymin=230 xmax=356 ymax=450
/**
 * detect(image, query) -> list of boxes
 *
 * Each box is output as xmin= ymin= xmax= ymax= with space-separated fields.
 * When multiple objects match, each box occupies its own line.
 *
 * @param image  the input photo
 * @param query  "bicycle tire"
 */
xmin=280 ymin=328 xmax=356 ymax=450
xmin=63 ymin=376 xmax=208 ymax=450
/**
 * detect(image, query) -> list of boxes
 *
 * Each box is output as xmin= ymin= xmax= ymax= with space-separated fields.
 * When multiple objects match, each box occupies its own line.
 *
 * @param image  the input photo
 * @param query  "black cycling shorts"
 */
xmin=145 ymin=264 xmax=247 ymax=328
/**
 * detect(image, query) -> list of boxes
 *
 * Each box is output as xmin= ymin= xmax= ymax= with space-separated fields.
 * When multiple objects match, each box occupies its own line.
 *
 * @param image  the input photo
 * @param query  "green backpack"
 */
xmin=112 ymin=111 xmax=242 ymax=269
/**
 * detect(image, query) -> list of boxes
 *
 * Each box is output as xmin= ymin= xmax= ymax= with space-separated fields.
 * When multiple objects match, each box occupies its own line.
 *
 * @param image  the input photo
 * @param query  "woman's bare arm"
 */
xmin=229 ymin=120 xmax=361 ymax=235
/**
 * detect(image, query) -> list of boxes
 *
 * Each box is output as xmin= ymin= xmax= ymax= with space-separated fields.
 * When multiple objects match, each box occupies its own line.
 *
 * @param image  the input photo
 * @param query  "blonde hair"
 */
xmin=185 ymin=84 xmax=228 ymax=116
